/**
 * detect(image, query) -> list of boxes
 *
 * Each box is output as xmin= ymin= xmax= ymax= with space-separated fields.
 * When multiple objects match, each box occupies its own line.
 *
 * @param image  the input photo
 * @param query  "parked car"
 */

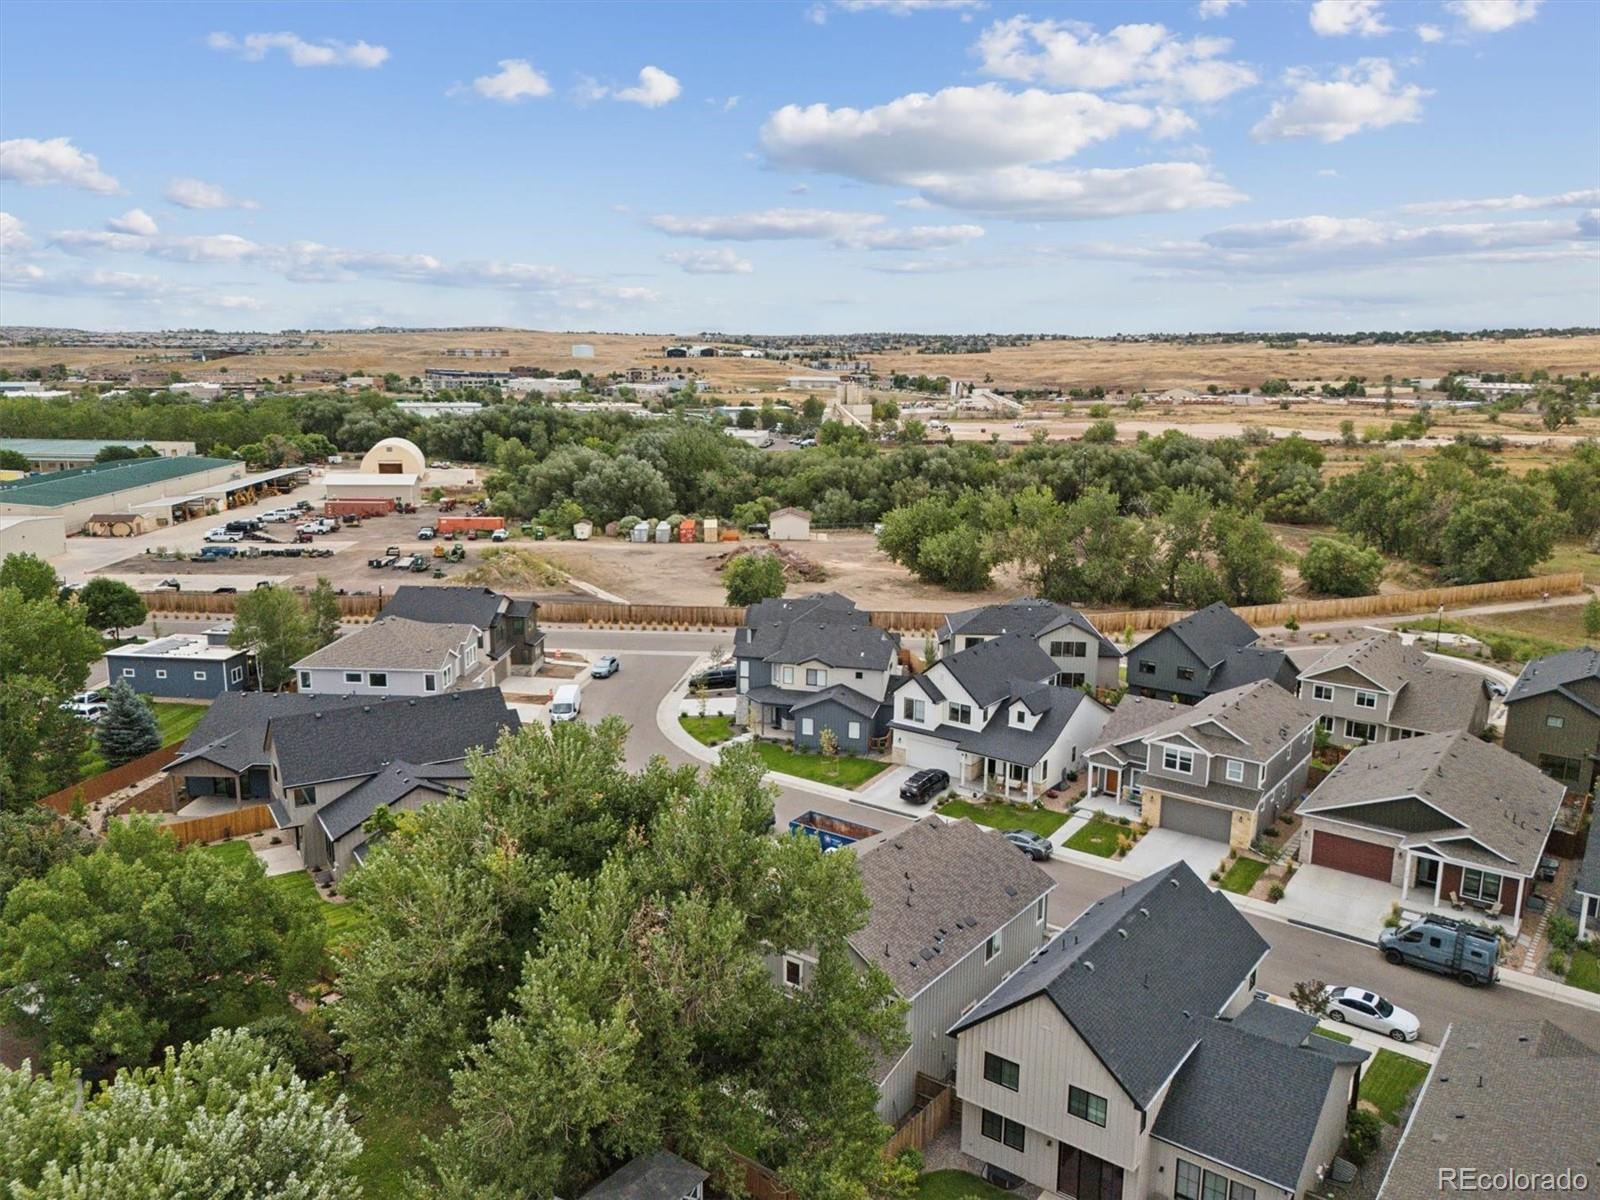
xmin=205 ymin=528 xmax=243 ymax=543
xmin=692 ymin=663 xmax=738 ymax=690
xmin=899 ymin=768 xmax=950 ymax=805
xmin=759 ymin=437 xmax=775 ymax=449
xmin=1323 ymin=985 xmax=1420 ymax=1041
xmin=417 ymin=526 xmax=436 ymax=540
xmin=1377 ymin=914 xmax=1500 ymax=986
xmin=591 ymin=655 xmax=620 ymax=678
xmin=1488 ymin=682 xmax=1508 ymax=699
xmin=1002 ymin=829 xmax=1053 ymax=861
xmin=549 ymin=683 xmax=582 ymax=723
xmin=61 ymin=690 xmax=107 ymax=721
xmin=490 ymin=528 xmax=508 ymax=541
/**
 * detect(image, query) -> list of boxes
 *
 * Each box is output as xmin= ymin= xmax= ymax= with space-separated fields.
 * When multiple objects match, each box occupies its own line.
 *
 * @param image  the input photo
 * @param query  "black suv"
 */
xmin=693 ymin=663 xmax=738 ymax=690
xmin=899 ymin=768 xmax=950 ymax=805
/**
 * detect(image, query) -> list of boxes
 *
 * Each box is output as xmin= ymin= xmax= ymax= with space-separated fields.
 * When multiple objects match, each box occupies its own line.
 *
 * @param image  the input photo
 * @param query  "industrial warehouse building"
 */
xmin=0 ymin=456 xmax=244 ymax=534
xmin=322 ymin=436 xmax=427 ymax=506
xmin=0 ymin=514 xmax=67 ymax=558
xmin=0 ymin=438 xmax=197 ymax=472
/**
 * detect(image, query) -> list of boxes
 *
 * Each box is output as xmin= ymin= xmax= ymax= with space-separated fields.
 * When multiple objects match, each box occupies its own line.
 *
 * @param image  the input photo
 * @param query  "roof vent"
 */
xmin=1181 ymin=1010 xmax=1192 ymax=1020
xmin=1083 ymin=962 xmax=1095 ymax=972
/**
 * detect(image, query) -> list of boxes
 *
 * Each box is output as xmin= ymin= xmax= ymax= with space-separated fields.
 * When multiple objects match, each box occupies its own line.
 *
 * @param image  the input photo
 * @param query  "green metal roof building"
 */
xmin=0 ymin=455 xmax=243 ymax=531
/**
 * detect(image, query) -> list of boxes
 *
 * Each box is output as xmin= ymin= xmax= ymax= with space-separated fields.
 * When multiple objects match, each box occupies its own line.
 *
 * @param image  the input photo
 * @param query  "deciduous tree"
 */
xmin=0 ymin=551 xmax=59 ymax=603
xmin=724 ymin=552 xmax=787 ymax=606
xmin=78 ymin=577 xmax=147 ymax=639
xmin=230 ymin=585 xmax=315 ymax=691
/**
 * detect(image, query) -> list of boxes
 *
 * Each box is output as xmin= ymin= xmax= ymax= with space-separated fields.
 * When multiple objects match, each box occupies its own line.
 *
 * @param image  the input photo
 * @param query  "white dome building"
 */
xmin=359 ymin=437 xmax=427 ymax=477
xmin=323 ymin=437 xmax=428 ymax=506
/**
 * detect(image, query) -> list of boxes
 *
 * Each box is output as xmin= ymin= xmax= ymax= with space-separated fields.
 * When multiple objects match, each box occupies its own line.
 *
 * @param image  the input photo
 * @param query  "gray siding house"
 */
xmin=949 ymin=862 xmax=1366 ymax=1200
xmin=939 ymin=599 xmax=1121 ymax=690
xmin=1297 ymin=634 xmax=1490 ymax=748
xmin=1502 ymin=647 xmax=1600 ymax=795
xmin=381 ymin=585 xmax=544 ymax=676
xmin=1126 ymin=603 xmax=1296 ymax=705
xmin=104 ymin=631 xmax=252 ymax=700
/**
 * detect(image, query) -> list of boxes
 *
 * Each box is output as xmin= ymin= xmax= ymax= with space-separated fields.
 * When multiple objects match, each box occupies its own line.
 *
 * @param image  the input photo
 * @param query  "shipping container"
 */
xmin=324 ymin=498 xmax=396 ymax=517
xmin=437 ymin=515 xmax=507 ymax=534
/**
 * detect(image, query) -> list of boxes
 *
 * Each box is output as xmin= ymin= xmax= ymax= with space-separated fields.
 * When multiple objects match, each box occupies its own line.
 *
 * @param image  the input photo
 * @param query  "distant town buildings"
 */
xmin=444 ymin=347 xmax=509 ymax=358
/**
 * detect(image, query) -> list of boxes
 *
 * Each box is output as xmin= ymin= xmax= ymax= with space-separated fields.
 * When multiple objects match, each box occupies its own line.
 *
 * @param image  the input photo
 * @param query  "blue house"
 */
xmin=104 ymin=629 xmax=253 ymax=700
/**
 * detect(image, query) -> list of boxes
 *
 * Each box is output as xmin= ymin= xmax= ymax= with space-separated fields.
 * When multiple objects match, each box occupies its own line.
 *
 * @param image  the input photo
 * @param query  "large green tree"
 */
xmin=0 ymin=1028 xmax=361 ymax=1200
xmin=307 ymin=576 xmax=343 ymax=648
xmin=95 ymin=680 xmax=162 ymax=766
xmin=78 ymin=576 xmax=147 ymax=639
xmin=1299 ymin=537 xmax=1385 ymax=597
xmin=0 ymin=551 xmax=60 ymax=603
xmin=0 ymin=818 xmax=323 ymax=1069
xmin=230 ymin=585 xmax=316 ymax=691
xmin=0 ymin=585 xmax=103 ymax=807
xmin=724 ymin=551 xmax=787 ymax=606
xmin=0 ymin=808 xmax=90 ymax=911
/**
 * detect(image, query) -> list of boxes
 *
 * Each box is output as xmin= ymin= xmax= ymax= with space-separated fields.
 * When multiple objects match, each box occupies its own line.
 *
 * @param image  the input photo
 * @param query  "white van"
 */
xmin=549 ymin=684 xmax=581 ymax=723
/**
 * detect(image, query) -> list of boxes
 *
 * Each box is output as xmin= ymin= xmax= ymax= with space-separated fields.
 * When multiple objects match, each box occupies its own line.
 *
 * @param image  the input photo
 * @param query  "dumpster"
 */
xmin=788 ymin=810 xmax=880 ymax=852
xmin=654 ymin=521 xmax=672 ymax=544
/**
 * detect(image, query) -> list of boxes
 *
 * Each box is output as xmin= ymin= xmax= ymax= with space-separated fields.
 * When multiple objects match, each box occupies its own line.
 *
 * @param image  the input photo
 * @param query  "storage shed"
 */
xmin=573 ymin=520 xmax=593 ymax=540
xmin=768 ymin=506 xmax=812 ymax=541
xmin=84 ymin=512 xmax=156 ymax=537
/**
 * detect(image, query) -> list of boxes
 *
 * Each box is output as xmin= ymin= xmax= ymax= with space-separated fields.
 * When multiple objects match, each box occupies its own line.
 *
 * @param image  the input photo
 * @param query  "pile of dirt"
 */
xmin=458 ymin=547 xmax=569 ymax=590
xmin=714 ymin=544 xmax=829 ymax=583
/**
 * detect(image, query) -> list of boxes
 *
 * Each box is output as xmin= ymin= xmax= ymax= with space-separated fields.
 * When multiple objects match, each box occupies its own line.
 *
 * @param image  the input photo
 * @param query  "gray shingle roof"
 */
xmin=851 ymin=817 xmax=1054 ymax=998
xmin=315 ymin=761 xmax=470 ymax=842
xmin=171 ymin=692 xmax=373 ymax=774
xmin=578 ymin=1151 xmax=709 ymax=1200
xmin=955 ymin=686 xmax=1098 ymax=766
xmin=1300 ymin=633 xmax=1428 ymax=693
xmin=789 ymin=683 xmax=884 ymax=719
xmin=1231 ymin=998 xmax=1369 ymax=1066
xmin=1207 ymin=644 xmax=1298 ymax=694
xmin=380 ymin=585 xmax=506 ymax=632
xmin=270 ymin=688 xmax=520 ymax=787
xmin=937 ymin=631 xmax=1060 ymax=708
xmin=943 ymin=598 xmax=1120 ymax=660
xmin=1151 ymin=1019 xmax=1339 ymax=1192
xmin=293 ymin=617 xmax=478 ymax=671
xmin=1089 ymin=695 xmax=1188 ymax=765
xmin=1135 ymin=602 xmax=1258 ymax=668
xmin=950 ymin=862 xmax=1268 ymax=1108
xmin=1378 ymin=1021 xmax=1600 ymax=1200
xmin=1300 ymin=634 xmax=1490 ymax=733
xmin=1134 ymin=679 xmax=1314 ymax=762
xmin=1505 ymin=646 xmax=1600 ymax=715
xmin=1300 ymin=730 xmax=1565 ymax=875
xmin=734 ymin=592 xmax=898 ymax=671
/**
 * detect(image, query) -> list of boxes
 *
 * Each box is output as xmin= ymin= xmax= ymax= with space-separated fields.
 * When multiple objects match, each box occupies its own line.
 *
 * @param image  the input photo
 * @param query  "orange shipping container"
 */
xmin=437 ymin=515 xmax=507 ymax=534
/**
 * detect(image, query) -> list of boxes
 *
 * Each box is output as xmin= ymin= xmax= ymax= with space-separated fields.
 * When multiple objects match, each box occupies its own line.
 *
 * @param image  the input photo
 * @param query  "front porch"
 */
xmin=958 ymin=753 xmax=1054 ymax=803
xmin=1396 ymin=846 xmax=1529 ymax=930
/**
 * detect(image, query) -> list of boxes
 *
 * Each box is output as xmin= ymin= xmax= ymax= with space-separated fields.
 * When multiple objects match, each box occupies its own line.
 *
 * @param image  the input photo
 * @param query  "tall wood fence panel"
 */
xmin=726 ymin=1153 xmax=797 ymax=1200
xmin=535 ymin=599 xmax=748 ymax=627
xmin=140 ymin=591 xmax=383 ymax=618
xmin=36 ymin=744 xmax=181 ymax=814
xmin=883 ymin=1082 xmax=954 ymax=1157
xmin=166 ymin=804 xmax=275 ymax=847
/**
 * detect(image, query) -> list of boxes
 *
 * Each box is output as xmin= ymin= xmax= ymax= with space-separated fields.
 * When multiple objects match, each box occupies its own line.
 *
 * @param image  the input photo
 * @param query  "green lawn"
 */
xmin=1314 ymin=1027 xmax=1354 ymax=1044
xmin=344 ymin=1073 xmax=450 ymax=1197
xmin=1361 ymin=1048 xmax=1431 ymax=1124
xmin=914 ymin=1169 xmax=1017 ymax=1200
xmin=1566 ymin=948 xmax=1600 ymax=994
xmin=938 ymin=798 xmax=1068 ymax=839
xmin=1064 ymin=815 xmax=1128 ymax=857
xmin=750 ymin=741 xmax=889 ymax=788
xmin=78 ymin=700 xmax=209 ymax=780
xmin=1219 ymin=857 xmax=1268 ymax=895
xmin=1397 ymin=617 xmax=1571 ymax=666
xmin=197 ymin=841 xmax=369 ymax=946
xmin=679 ymin=714 xmax=735 ymax=745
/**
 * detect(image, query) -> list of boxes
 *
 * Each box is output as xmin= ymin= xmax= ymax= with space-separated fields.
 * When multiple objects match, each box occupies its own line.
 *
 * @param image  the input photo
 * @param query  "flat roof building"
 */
xmin=106 ymin=633 xmax=253 ymax=700
xmin=0 ymin=455 xmax=242 ymax=533
xmin=0 ymin=438 xmax=197 ymax=472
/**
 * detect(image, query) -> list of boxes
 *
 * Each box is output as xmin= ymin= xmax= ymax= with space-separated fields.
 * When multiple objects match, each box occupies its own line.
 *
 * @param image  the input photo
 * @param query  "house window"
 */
xmin=1345 ymin=719 xmax=1377 ymax=743
xmin=1224 ymin=759 xmax=1244 ymax=783
xmin=1013 ymin=708 xmax=1026 ymax=725
xmin=1055 ymin=672 xmax=1086 ymax=688
xmin=292 ymin=786 xmax=316 ymax=808
xmin=847 ymin=721 xmax=861 ymax=740
xmin=782 ymin=666 xmax=795 ymax=685
xmin=806 ymin=668 xmax=827 ymax=687
xmin=1049 ymin=640 xmax=1086 ymax=658
xmin=1539 ymin=754 xmax=1582 ymax=786
xmin=299 ymin=671 xmax=311 ymax=689
xmin=368 ymin=672 xmax=387 ymax=688
xmin=1318 ymin=715 xmax=1335 ymax=733
xmin=1176 ymin=666 xmax=1196 ymax=682
xmin=425 ymin=674 xmax=437 ymax=692
xmin=1162 ymin=747 xmax=1194 ymax=774
xmin=1461 ymin=868 xmax=1502 ymax=904
xmin=739 ymin=660 xmax=749 ymax=681
xmin=1137 ymin=660 xmax=1156 ymax=675
xmin=949 ymin=703 xmax=972 ymax=725
xmin=122 ymin=667 xmax=135 ymax=677
xmin=155 ymin=669 xmax=167 ymax=679
xmin=783 ymin=958 xmax=802 ymax=988
xmin=1312 ymin=683 xmax=1334 ymax=702
xmin=1230 ymin=1184 xmax=1256 ymax=1200
xmin=983 ymin=1052 xmax=1020 ymax=1091
xmin=1546 ymin=714 xmax=1566 ymax=729
xmin=230 ymin=666 xmax=243 ymax=683
xmin=193 ymin=671 xmax=208 ymax=681
xmin=800 ymin=718 xmax=814 ymax=735
xmin=979 ymin=1109 xmax=1025 ymax=1152
xmin=985 ymin=932 xmax=1001 ymax=962
xmin=344 ymin=671 xmax=362 ymax=684
xmin=855 ymin=670 xmax=863 ymax=679
xmin=1355 ymin=690 xmax=1379 ymax=709
xmin=1067 ymin=1085 xmax=1107 ymax=1127
xmin=1175 ymin=1161 xmax=1232 ymax=1200
xmin=1035 ymin=896 xmax=1046 ymax=924
xmin=902 ymin=697 xmax=926 ymax=722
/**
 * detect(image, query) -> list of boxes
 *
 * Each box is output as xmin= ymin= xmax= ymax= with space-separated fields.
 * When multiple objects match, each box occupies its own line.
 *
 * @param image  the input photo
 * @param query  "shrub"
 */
xmin=1345 ymin=1109 xmax=1383 ymax=1164
xmin=1268 ymin=883 xmax=1285 ymax=902
xmin=1547 ymin=913 xmax=1579 ymax=954
xmin=1383 ymin=903 xmax=1403 ymax=929
xmin=1549 ymin=951 xmax=1569 ymax=976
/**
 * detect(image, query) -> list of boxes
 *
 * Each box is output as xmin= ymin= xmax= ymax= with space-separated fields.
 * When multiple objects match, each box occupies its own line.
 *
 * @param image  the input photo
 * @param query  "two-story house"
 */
xmin=949 ymin=862 xmax=1366 ymax=1199
xmin=774 ymin=817 xmax=1054 ymax=1125
xmin=939 ymin=599 xmax=1122 ymax=690
xmin=168 ymin=689 xmax=519 ymax=877
xmin=1087 ymin=680 xmax=1316 ymax=846
xmin=294 ymin=617 xmax=486 ymax=697
xmin=1296 ymin=634 xmax=1490 ymax=748
xmin=892 ymin=632 xmax=1110 ymax=799
xmin=734 ymin=592 xmax=900 ymax=755
xmin=1126 ymin=602 xmax=1297 ymax=705
xmin=380 ymin=584 xmax=544 ymax=677
xmin=1502 ymin=646 xmax=1600 ymax=795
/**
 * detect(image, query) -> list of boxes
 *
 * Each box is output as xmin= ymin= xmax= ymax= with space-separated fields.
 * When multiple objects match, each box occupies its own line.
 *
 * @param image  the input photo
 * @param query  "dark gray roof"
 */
xmin=1505 ymin=646 xmax=1600 ymax=715
xmin=294 ymin=617 xmax=478 ymax=671
xmin=1231 ymin=998 xmax=1369 ymax=1066
xmin=852 ymin=817 xmax=1054 ymax=998
xmin=1151 ymin=1019 xmax=1338 ymax=1192
xmin=380 ymin=585 xmax=506 ymax=631
xmin=1134 ymin=680 xmax=1315 ymax=763
xmin=316 ymin=761 xmax=469 ymax=842
xmin=1088 ymin=695 xmax=1188 ymax=765
xmin=943 ymin=599 xmax=1120 ymax=659
xmin=1133 ymin=602 xmax=1257 ymax=668
xmin=956 ymin=687 xmax=1098 ymax=765
xmin=938 ymin=632 xmax=1059 ymax=707
xmin=734 ymin=592 xmax=898 ymax=671
xmin=171 ymin=692 xmax=373 ymax=774
xmin=950 ymin=862 xmax=1268 ymax=1108
xmin=789 ymin=683 xmax=884 ymax=719
xmin=1573 ymin=829 xmax=1600 ymax=898
xmin=578 ymin=1151 xmax=709 ymax=1200
xmin=1207 ymin=644 xmax=1298 ymax=695
xmin=1300 ymin=730 xmax=1566 ymax=875
xmin=270 ymin=688 xmax=519 ymax=787
xmin=1378 ymin=1021 xmax=1600 ymax=1200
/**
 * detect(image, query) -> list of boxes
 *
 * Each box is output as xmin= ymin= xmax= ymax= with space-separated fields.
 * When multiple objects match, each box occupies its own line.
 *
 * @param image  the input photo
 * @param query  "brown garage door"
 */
xmin=1310 ymin=830 xmax=1394 ymax=881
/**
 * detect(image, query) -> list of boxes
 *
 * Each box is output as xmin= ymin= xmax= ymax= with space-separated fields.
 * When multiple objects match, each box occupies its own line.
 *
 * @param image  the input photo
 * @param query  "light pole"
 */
xmin=1435 ymin=603 xmax=1445 ymax=651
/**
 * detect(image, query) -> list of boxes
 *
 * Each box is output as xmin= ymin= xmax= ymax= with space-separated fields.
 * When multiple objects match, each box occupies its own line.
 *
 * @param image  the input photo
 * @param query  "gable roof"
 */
xmin=788 ymin=683 xmax=884 ymax=719
xmin=1378 ymin=1022 xmax=1600 ymax=1200
xmin=1091 ymin=695 xmax=1188 ymax=760
xmin=936 ymin=631 xmax=1060 ymax=708
xmin=1300 ymin=635 xmax=1490 ymax=732
xmin=1299 ymin=730 xmax=1565 ymax=875
xmin=1230 ymin=998 xmax=1369 ymax=1066
xmin=170 ymin=691 xmax=373 ymax=774
xmin=293 ymin=617 xmax=478 ymax=671
xmin=1137 ymin=680 xmax=1314 ymax=762
xmin=315 ymin=760 xmax=471 ymax=843
xmin=733 ymin=592 xmax=898 ymax=671
xmin=269 ymin=688 xmax=520 ymax=787
xmin=1207 ymin=644 xmax=1298 ymax=695
xmin=1505 ymin=646 xmax=1600 ymax=716
xmin=850 ymin=817 xmax=1054 ymax=999
xmin=1135 ymin=602 xmax=1257 ymax=668
xmin=956 ymin=686 xmax=1101 ymax=766
xmin=380 ymin=585 xmax=506 ymax=631
xmin=950 ymin=862 xmax=1268 ymax=1108
xmin=943 ymin=598 xmax=1119 ymax=660
xmin=579 ymin=1151 xmax=710 ymax=1200
xmin=1300 ymin=633 xmax=1429 ymax=692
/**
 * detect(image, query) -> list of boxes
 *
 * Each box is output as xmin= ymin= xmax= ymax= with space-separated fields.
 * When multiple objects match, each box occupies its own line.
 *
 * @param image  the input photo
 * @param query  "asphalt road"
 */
xmin=552 ymin=627 xmax=1600 ymax=1048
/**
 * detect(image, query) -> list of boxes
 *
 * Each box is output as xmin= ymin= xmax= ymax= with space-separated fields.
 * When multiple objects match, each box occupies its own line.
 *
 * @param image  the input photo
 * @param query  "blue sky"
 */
xmin=1 ymin=0 xmax=1595 ymax=333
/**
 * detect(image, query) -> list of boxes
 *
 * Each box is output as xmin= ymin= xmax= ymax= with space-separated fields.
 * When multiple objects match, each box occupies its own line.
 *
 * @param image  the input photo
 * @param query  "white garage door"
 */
xmin=895 ymin=729 xmax=963 ymax=779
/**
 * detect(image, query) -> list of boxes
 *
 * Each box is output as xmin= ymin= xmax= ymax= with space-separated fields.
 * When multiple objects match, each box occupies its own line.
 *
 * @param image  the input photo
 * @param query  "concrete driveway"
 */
xmin=1121 ymin=828 xmax=1232 ymax=880
xmin=1271 ymin=865 xmax=1399 ymax=941
xmin=853 ymin=765 xmax=932 ymax=818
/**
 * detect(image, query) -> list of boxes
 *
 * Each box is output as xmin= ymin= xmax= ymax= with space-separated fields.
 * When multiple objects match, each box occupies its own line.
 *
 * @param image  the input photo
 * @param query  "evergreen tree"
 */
xmin=95 ymin=680 xmax=161 ymax=767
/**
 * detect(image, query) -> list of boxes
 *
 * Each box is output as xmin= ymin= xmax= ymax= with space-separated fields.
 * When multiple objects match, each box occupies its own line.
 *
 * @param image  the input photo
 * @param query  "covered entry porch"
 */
xmin=1398 ymin=845 xmax=1529 ymax=930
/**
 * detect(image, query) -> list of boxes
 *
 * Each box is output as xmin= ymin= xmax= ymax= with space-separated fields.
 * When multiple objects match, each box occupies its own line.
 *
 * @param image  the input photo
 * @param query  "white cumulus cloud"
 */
xmin=1415 ymin=23 xmax=1445 ymax=42
xmin=207 ymin=31 xmax=388 ymax=68
xmin=0 ymin=137 xmax=120 ymax=193
xmin=614 ymin=66 xmax=682 ymax=108
xmin=1443 ymin=0 xmax=1542 ymax=33
xmin=1401 ymin=188 xmax=1600 ymax=214
xmin=0 ymin=212 xmax=34 ymax=253
xmin=106 ymin=208 xmax=159 ymax=236
xmin=1252 ymin=59 xmax=1427 ymax=143
xmin=663 ymin=248 xmax=754 ymax=274
xmin=460 ymin=59 xmax=551 ymax=103
xmin=1309 ymin=1 xmax=1392 ymax=38
xmin=974 ymin=17 xmax=1258 ymax=104
xmin=1196 ymin=0 xmax=1244 ymax=18
xmin=163 ymin=177 xmax=259 ymax=210
xmin=915 ymin=162 xmax=1246 ymax=220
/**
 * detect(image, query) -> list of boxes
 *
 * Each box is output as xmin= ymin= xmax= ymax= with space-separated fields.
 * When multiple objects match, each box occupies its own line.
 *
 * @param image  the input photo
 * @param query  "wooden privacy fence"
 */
xmin=536 ymin=599 xmax=748 ymax=627
xmin=727 ymin=1153 xmax=796 ymax=1200
xmin=36 ymin=744 xmax=181 ymax=814
xmin=883 ymin=1078 xmax=955 ymax=1158
xmin=140 ymin=591 xmax=384 ymax=618
xmin=165 ymin=804 xmax=275 ymax=847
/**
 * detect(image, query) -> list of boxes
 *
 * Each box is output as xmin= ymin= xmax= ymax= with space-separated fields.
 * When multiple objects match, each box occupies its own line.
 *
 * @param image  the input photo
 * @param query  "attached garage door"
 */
xmin=1310 ymin=830 xmax=1394 ymax=881
xmin=895 ymin=730 xmax=962 ymax=780
xmin=1161 ymin=797 xmax=1233 ymax=842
